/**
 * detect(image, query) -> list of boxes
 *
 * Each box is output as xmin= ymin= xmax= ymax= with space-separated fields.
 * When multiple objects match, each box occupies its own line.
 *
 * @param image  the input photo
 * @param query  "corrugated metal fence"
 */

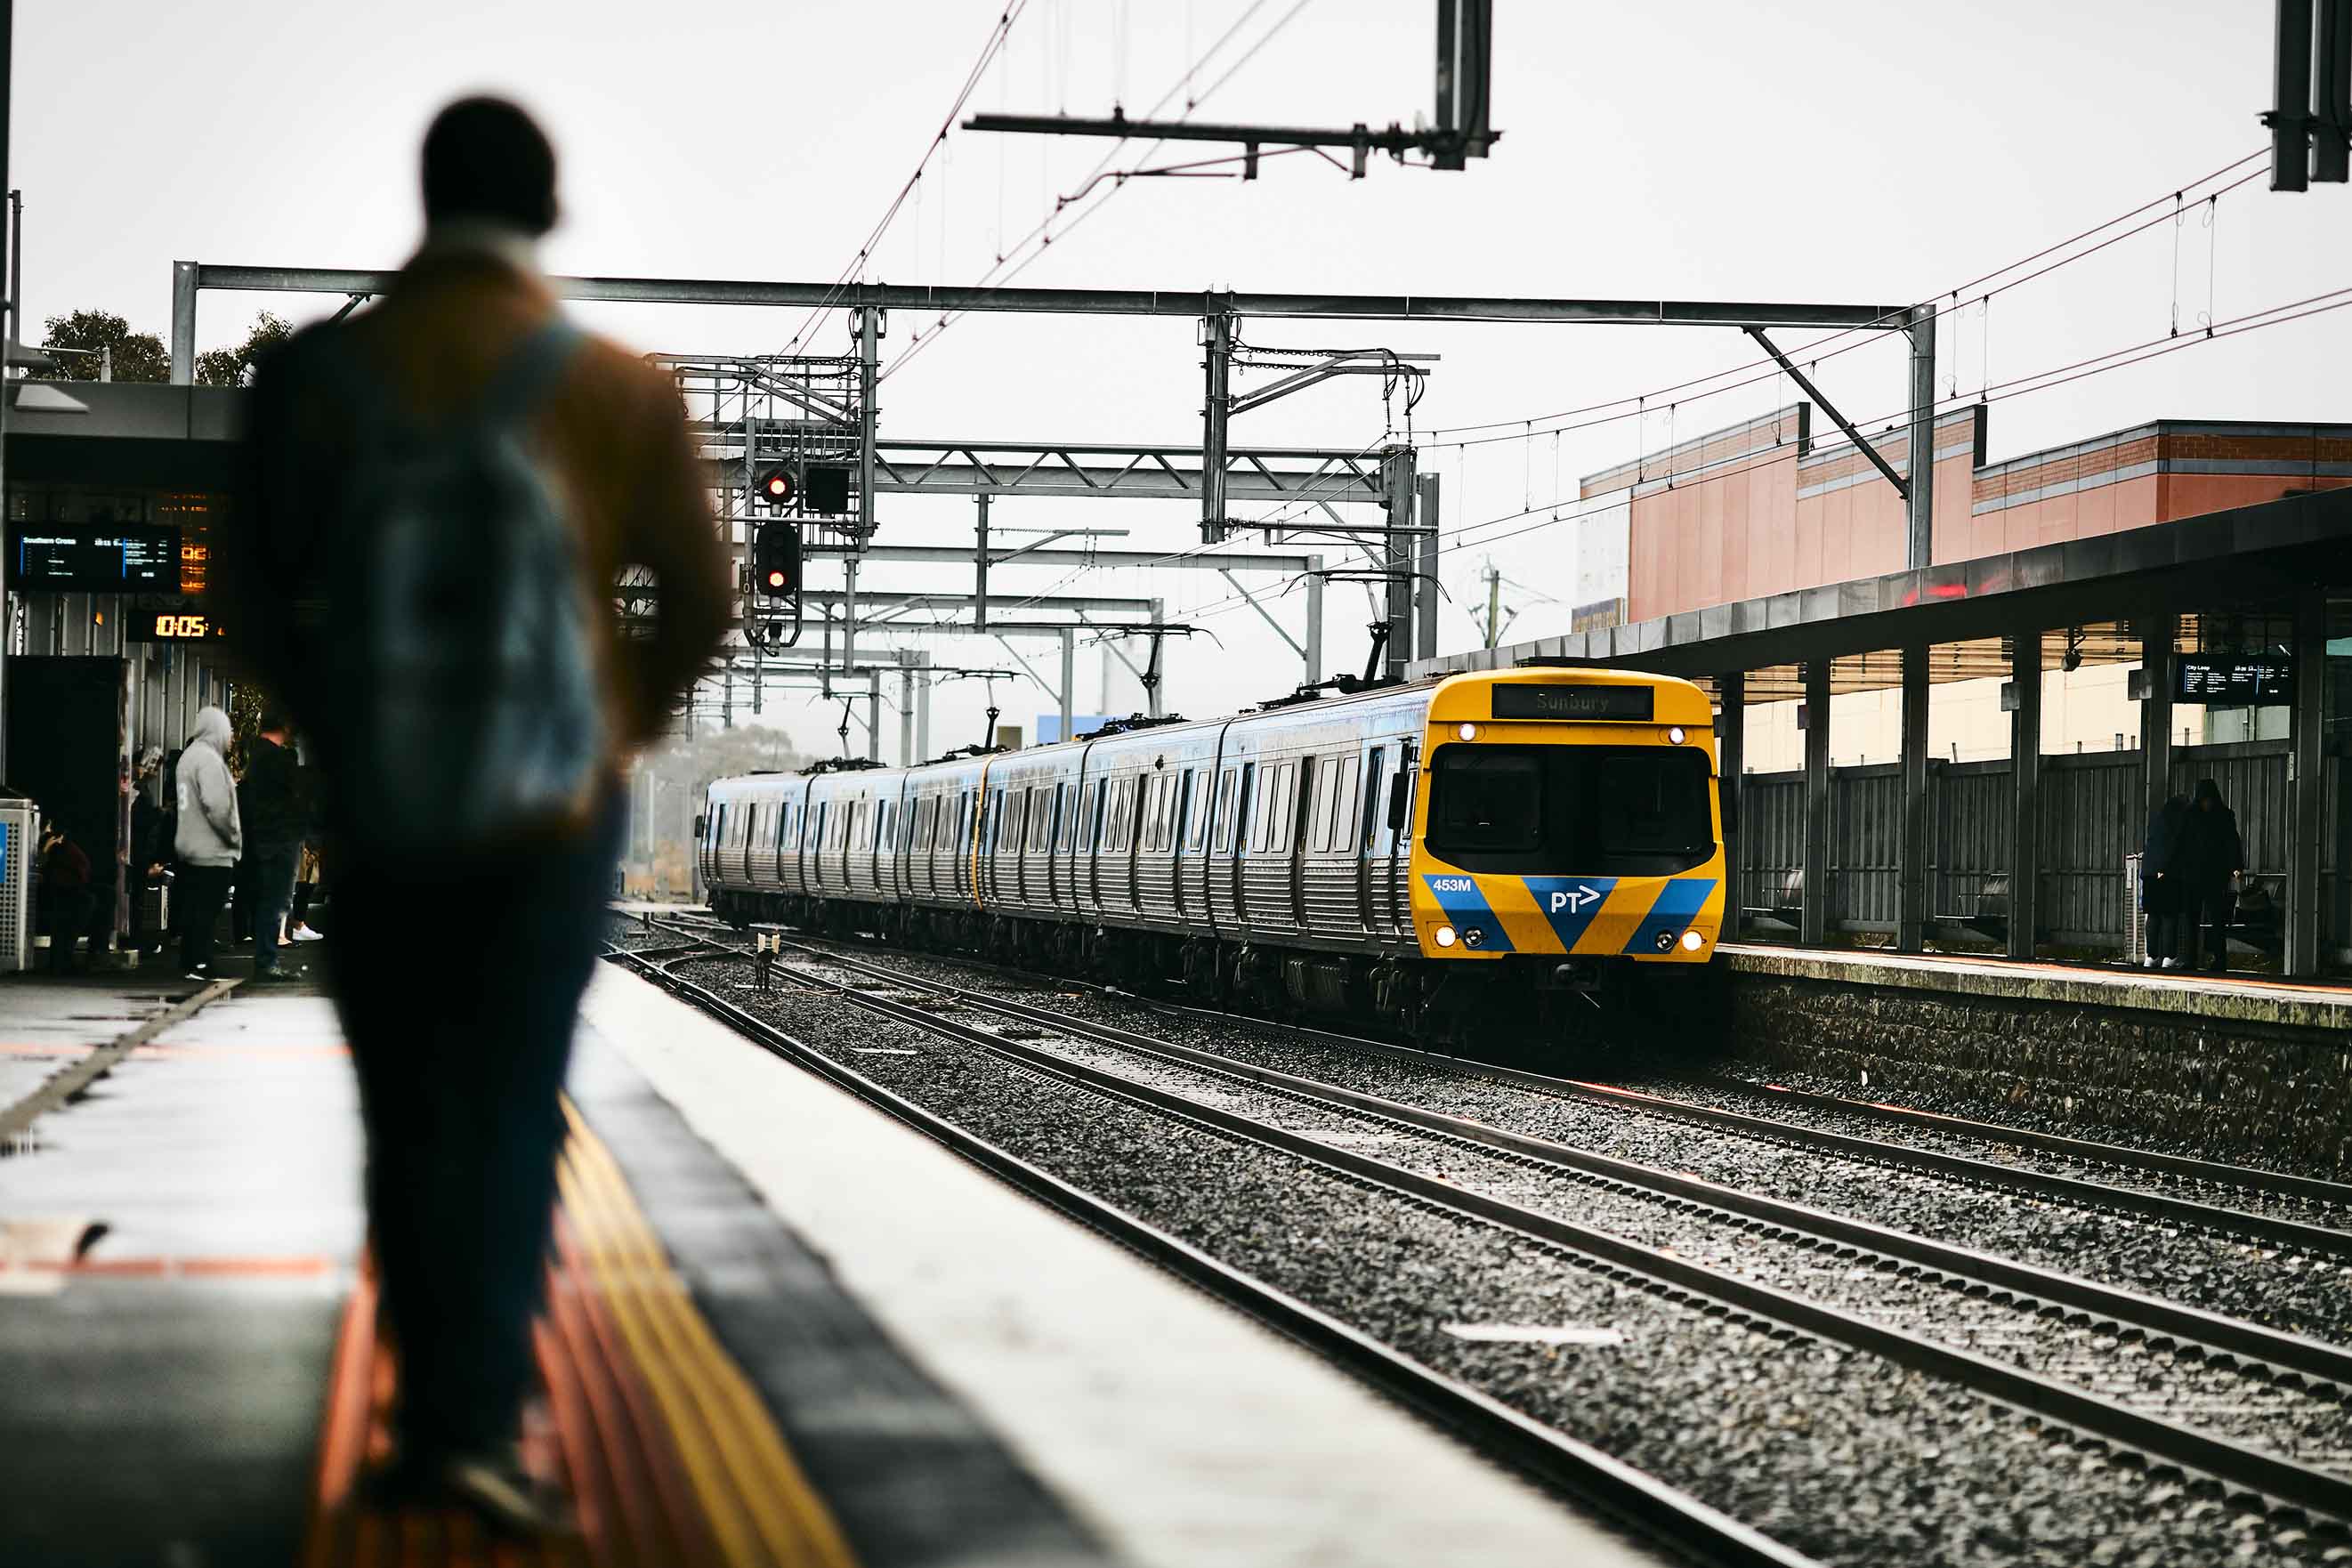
xmin=1736 ymin=741 xmax=2342 ymax=951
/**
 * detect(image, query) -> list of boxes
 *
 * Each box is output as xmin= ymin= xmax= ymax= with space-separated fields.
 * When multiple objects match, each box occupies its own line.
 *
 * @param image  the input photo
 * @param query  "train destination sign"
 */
xmin=2174 ymin=657 xmax=2293 ymax=707
xmin=1490 ymin=683 xmax=1655 ymax=722
xmin=8 ymin=526 xmax=182 ymax=593
xmin=125 ymin=610 xmax=228 ymax=644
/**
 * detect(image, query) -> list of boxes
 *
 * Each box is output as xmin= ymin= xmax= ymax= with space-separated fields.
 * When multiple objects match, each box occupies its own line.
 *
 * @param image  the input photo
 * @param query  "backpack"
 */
xmin=318 ymin=319 xmax=608 ymax=856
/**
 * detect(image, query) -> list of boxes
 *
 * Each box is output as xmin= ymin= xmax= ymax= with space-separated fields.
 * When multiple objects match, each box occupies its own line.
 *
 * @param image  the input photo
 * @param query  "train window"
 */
xmin=1308 ymin=758 xmax=1334 ymax=853
xmin=1147 ymin=774 xmax=1170 ymax=853
xmin=1053 ymin=783 xmax=1073 ymax=853
xmin=1026 ymin=788 xmax=1049 ymax=853
xmin=1234 ymin=763 xmax=1257 ymax=854
xmin=1333 ymin=755 xmax=1360 ymax=849
xmin=1179 ymin=770 xmax=1204 ymax=853
xmin=1427 ymin=745 xmax=1712 ymax=874
xmin=1210 ymin=769 xmax=1235 ymax=853
xmin=1362 ymin=748 xmax=1386 ymax=851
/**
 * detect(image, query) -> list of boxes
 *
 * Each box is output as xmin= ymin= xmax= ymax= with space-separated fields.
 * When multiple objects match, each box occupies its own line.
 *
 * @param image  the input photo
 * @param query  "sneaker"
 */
xmin=183 ymin=968 xmax=210 ymax=982
xmin=2160 ymin=957 xmax=2181 ymax=970
xmin=291 ymin=925 xmax=326 ymax=943
xmin=441 ymin=1449 xmax=577 ymax=1540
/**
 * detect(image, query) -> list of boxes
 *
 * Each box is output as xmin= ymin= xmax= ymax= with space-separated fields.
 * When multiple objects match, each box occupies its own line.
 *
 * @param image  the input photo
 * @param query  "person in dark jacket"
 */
xmin=2176 ymin=778 xmax=2245 ymax=973
xmin=127 ymin=748 xmax=170 ymax=955
xmin=2140 ymin=792 xmax=2192 ymax=969
xmin=36 ymin=819 xmax=94 ymax=975
xmin=238 ymin=709 xmax=306 ymax=982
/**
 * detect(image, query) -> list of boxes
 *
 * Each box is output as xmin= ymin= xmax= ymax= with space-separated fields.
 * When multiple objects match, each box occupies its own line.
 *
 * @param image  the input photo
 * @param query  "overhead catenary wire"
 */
xmin=779 ymin=4 xmax=1033 ymax=358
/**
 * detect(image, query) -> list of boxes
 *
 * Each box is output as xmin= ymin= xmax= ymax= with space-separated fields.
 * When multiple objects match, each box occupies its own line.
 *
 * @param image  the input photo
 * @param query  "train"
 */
xmin=697 ymin=665 xmax=1726 ymax=1044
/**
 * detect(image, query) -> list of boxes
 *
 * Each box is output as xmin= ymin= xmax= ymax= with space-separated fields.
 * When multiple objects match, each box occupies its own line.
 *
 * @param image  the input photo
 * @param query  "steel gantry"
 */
xmin=173 ymin=263 xmax=1921 ymax=706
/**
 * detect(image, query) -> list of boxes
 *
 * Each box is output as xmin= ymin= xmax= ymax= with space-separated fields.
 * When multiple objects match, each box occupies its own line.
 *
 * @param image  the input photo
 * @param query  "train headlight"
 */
xmin=1668 ymin=725 xmax=1686 ymax=745
xmin=1681 ymin=929 xmax=1705 ymax=951
xmin=1653 ymin=929 xmax=1677 ymax=951
xmin=1434 ymin=925 xmax=1458 ymax=949
xmin=1458 ymin=723 xmax=1478 ymax=741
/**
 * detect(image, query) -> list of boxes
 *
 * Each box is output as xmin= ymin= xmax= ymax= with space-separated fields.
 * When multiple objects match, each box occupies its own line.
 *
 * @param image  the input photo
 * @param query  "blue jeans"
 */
xmin=334 ymin=796 xmax=623 ymax=1453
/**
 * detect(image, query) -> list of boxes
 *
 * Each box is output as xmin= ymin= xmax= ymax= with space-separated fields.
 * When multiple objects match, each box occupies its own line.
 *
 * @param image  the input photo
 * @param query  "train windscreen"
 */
xmin=1425 ymin=745 xmax=1714 ymax=875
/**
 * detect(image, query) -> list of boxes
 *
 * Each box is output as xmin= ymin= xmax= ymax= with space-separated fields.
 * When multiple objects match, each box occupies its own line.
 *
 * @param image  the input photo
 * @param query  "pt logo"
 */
xmin=1548 ymin=885 xmax=1604 ymax=914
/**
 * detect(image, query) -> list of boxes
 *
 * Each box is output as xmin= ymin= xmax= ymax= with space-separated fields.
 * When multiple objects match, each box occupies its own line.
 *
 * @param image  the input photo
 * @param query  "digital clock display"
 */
xmin=125 ymin=610 xmax=227 ymax=643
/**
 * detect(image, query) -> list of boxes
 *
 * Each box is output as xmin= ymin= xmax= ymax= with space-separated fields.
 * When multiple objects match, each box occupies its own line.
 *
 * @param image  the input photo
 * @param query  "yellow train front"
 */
xmin=1402 ymin=667 xmax=1726 ymax=1030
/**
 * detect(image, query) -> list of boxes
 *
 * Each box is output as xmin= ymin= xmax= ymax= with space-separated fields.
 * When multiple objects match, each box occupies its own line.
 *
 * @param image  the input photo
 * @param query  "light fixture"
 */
xmin=1457 ymin=723 xmax=1478 ymax=741
xmin=1667 ymin=725 xmax=1685 ymax=744
xmin=1434 ymin=925 xmax=1458 ymax=948
xmin=1680 ymin=930 xmax=1704 ymax=951
xmin=1653 ymin=929 xmax=1677 ymax=951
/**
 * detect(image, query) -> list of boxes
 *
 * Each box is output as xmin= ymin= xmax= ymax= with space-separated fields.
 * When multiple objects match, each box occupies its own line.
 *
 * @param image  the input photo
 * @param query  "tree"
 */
xmin=195 ymin=311 xmax=293 ymax=388
xmin=39 ymin=310 xmax=169 ymax=383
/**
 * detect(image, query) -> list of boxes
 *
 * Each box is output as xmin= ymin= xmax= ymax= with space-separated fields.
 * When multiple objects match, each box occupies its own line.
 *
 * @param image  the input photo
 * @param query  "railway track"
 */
xmin=618 ymin=918 xmax=2352 ymax=1534
xmin=601 ymin=930 xmax=1822 ymax=1568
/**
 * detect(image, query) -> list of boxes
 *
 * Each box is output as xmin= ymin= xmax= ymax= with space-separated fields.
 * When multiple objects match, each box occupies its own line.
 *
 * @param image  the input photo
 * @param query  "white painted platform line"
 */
xmin=580 ymin=965 xmax=1675 ymax=1568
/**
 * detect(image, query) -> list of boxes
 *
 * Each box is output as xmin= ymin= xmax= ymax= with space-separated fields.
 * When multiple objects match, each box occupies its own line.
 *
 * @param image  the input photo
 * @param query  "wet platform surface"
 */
xmin=0 ymin=961 xmax=1667 ymax=1568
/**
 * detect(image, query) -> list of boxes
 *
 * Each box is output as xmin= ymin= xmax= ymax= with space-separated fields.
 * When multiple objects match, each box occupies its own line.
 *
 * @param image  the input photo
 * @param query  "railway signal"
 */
xmin=755 ymin=465 xmax=796 ymax=507
xmin=803 ymin=464 xmax=853 ymax=515
xmin=753 ymin=521 xmax=802 ymax=600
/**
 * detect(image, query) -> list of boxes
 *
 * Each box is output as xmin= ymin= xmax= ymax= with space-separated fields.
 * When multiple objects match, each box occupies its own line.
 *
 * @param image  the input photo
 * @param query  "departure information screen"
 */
xmin=1491 ymin=683 xmax=1656 ymax=722
xmin=9 ymin=526 xmax=182 ymax=591
xmin=2175 ymin=657 xmax=2294 ymax=707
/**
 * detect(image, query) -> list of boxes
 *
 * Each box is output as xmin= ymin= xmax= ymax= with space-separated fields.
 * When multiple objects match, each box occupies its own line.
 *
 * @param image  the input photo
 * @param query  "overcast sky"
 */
xmin=16 ymin=2 xmax=2347 ymax=753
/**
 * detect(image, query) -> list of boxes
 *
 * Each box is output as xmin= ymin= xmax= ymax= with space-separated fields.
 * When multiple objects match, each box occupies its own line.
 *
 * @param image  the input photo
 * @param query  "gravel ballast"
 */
xmin=662 ymin=949 xmax=2343 ymax=1568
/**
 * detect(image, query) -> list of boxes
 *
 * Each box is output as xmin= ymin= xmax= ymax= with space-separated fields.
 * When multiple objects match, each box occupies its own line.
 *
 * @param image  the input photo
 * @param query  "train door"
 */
xmin=1050 ymin=781 xmax=1074 ymax=914
xmin=1084 ymin=778 xmax=1107 ymax=913
xmin=1170 ymin=768 xmax=1198 ymax=918
xmin=1230 ymin=761 xmax=1256 ymax=922
xmin=1288 ymin=757 xmax=1316 ymax=930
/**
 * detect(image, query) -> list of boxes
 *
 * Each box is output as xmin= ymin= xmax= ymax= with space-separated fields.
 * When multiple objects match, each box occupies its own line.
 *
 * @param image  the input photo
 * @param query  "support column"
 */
xmin=1303 ymin=554 xmax=1325 ymax=685
xmin=1057 ymin=626 xmax=1075 ymax=744
xmin=2140 ymin=617 xmax=2175 ymax=835
xmin=898 ymin=665 xmax=915 ymax=766
xmin=1716 ymin=672 xmax=1744 ymax=941
xmin=2008 ymin=632 xmax=2042 ymax=959
xmin=1200 ymin=307 xmax=1233 ymax=543
xmin=2288 ymin=586 xmax=2326 ymax=976
xmin=169 ymin=260 xmax=198 ymax=386
xmin=1380 ymin=446 xmax=1416 ymax=682
xmin=973 ymin=493 xmax=990 ymax=630
xmin=866 ymin=669 xmax=881 ymax=762
xmin=1414 ymin=473 xmax=1442 ymax=662
xmin=1897 ymin=644 xmax=1931 ymax=953
xmin=1800 ymin=660 xmax=1831 ymax=947
xmin=855 ymin=304 xmax=879 ymax=537
xmin=915 ymin=667 xmax=932 ymax=762
xmin=1904 ymin=303 xmax=1936 ymax=571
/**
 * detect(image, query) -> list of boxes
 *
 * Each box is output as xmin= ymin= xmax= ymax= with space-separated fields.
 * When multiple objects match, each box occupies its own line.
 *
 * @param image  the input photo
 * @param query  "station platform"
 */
xmin=1709 ymin=942 xmax=2352 ymax=1175
xmin=0 ymin=960 xmax=1665 ymax=1567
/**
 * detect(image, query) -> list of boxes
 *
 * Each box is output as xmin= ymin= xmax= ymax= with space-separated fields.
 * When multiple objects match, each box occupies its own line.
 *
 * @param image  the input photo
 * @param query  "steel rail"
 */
xmin=1663 ymin=1071 xmax=2352 ymax=1210
xmin=732 ymin=942 xmax=2352 ymax=1523
xmin=1115 ymin=988 xmax=2352 ymax=1260
xmin=780 ymin=941 xmax=2352 ymax=1389
xmin=602 ymin=944 xmax=1822 ymax=1568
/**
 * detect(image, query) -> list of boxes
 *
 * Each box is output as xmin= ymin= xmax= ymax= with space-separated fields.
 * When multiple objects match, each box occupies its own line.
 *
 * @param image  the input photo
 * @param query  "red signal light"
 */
xmin=756 ymin=466 xmax=796 ymax=505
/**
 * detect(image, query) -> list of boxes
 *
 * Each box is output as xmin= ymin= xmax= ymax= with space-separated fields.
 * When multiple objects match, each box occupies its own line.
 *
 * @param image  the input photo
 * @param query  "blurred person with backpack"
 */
xmin=2178 ymin=778 xmax=2246 ymax=973
xmin=173 ymin=707 xmax=242 ymax=981
xmin=222 ymin=96 xmax=728 ymax=1534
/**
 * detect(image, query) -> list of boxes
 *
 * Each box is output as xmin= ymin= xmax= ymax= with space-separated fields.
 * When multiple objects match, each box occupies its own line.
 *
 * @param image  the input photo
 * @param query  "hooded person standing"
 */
xmin=2177 ymin=777 xmax=2245 ymax=973
xmin=174 ymin=707 xmax=242 ymax=981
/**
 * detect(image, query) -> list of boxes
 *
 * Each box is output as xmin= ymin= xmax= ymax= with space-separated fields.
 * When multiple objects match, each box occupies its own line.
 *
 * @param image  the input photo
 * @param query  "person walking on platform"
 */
xmin=2140 ymin=791 xmax=2191 ymax=969
xmin=2178 ymin=777 xmax=2245 ymax=974
xmin=224 ymin=97 xmax=730 ymax=1535
xmin=238 ymin=709 xmax=305 ymax=983
xmin=173 ymin=707 xmax=242 ymax=982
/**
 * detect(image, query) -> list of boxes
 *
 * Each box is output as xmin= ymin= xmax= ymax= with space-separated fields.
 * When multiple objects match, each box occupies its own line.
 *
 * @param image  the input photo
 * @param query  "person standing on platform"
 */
xmin=223 ymin=97 xmax=730 ymax=1534
xmin=35 ymin=819 xmax=93 ymax=975
xmin=238 ymin=709 xmax=305 ymax=983
xmin=173 ymin=707 xmax=242 ymax=982
xmin=2140 ymin=791 xmax=2191 ymax=970
xmin=126 ymin=748 xmax=170 ymax=956
xmin=2178 ymin=777 xmax=2246 ymax=973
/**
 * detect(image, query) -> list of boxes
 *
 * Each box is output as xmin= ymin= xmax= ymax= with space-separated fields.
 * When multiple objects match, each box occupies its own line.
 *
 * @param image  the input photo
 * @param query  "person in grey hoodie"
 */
xmin=174 ymin=706 xmax=242 ymax=979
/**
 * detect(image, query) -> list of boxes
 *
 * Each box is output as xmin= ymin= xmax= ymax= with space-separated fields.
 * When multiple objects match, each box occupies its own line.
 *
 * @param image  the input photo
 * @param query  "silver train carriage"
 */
xmin=699 ymin=667 xmax=1726 ymax=1040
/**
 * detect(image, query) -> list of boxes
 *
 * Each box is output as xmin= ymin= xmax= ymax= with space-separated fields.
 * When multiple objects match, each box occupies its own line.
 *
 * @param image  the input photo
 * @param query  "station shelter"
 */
xmin=2 ymin=379 xmax=244 ymax=957
xmin=1413 ymin=406 xmax=2352 ymax=979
